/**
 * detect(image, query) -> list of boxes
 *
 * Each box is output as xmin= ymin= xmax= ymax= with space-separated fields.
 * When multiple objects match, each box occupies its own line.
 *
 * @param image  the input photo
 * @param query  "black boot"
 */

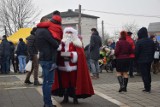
xmin=123 ymin=78 xmax=128 ymax=92
xmin=24 ymin=80 xmax=33 ymax=84
xmin=72 ymin=88 xmax=78 ymax=104
xmin=117 ymin=76 xmax=124 ymax=92
xmin=73 ymin=97 xmax=78 ymax=104
xmin=62 ymin=89 xmax=69 ymax=103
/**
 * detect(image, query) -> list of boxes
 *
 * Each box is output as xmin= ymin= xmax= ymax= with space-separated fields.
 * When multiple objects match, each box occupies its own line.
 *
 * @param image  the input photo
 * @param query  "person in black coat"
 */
xmin=9 ymin=41 xmax=16 ymax=73
xmin=89 ymin=28 xmax=102 ymax=79
xmin=0 ymin=35 xmax=11 ymax=74
xmin=135 ymin=27 xmax=155 ymax=93
xmin=84 ymin=44 xmax=91 ymax=71
xmin=35 ymin=16 xmax=60 ymax=107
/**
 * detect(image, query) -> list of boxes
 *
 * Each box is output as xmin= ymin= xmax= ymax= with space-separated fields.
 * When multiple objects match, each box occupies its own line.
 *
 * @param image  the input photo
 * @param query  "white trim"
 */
xmin=57 ymin=44 xmax=62 ymax=51
xmin=73 ymin=38 xmax=82 ymax=48
xmin=64 ymin=42 xmax=69 ymax=52
xmin=58 ymin=62 xmax=77 ymax=72
xmin=71 ymin=52 xmax=78 ymax=63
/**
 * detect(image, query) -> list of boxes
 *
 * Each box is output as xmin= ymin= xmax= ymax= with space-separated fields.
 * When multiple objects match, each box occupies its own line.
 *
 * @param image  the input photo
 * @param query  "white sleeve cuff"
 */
xmin=57 ymin=44 xmax=62 ymax=51
xmin=71 ymin=52 xmax=78 ymax=63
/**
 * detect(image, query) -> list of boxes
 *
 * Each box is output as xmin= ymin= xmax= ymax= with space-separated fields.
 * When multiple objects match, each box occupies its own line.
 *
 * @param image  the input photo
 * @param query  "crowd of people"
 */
xmin=0 ymin=10 xmax=160 ymax=107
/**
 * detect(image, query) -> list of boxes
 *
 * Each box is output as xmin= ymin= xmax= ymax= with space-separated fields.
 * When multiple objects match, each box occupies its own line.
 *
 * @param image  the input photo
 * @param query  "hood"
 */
xmin=137 ymin=27 xmax=148 ymax=39
xmin=92 ymin=31 xmax=99 ymax=36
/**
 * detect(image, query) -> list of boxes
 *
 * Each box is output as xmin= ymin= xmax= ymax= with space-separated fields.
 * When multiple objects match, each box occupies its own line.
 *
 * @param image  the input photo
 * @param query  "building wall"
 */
xmin=149 ymin=32 xmax=160 ymax=36
xmin=81 ymin=17 xmax=97 ymax=46
xmin=62 ymin=17 xmax=98 ymax=46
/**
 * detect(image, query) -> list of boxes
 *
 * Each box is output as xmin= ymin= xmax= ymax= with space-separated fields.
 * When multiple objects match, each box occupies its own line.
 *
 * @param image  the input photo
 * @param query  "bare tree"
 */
xmin=0 ymin=0 xmax=40 ymax=35
xmin=122 ymin=22 xmax=139 ymax=39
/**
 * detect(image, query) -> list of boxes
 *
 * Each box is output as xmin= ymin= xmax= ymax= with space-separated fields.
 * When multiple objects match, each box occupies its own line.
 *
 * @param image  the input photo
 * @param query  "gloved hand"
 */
xmin=49 ymin=63 xmax=57 ymax=71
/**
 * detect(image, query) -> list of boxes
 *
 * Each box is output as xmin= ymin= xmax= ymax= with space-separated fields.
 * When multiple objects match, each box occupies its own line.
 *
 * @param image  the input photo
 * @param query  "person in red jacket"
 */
xmin=37 ymin=10 xmax=63 ymax=42
xmin=115 ymin=31 xmax=133 ymax=92
xmin=126 ymin=31 xmax=135 ymax=78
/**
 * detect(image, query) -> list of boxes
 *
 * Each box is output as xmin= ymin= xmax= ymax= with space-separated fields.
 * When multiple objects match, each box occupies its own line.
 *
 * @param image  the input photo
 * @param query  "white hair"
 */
xmin=62 ymin=27 xmax=82 ymax=47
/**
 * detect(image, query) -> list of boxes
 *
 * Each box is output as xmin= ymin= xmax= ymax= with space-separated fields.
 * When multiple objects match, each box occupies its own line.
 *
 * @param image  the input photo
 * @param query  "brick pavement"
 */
xmin=0 ymin=71 xmax=160 ymax=107
xmin=92 ymin=71 xmax=160 ymax=107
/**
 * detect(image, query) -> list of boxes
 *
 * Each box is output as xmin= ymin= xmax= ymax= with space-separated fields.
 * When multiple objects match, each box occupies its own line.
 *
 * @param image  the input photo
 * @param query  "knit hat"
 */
xmin=52 ymin=15 xmax=62 ymax=23
xmin=127 ymin=31 xmax=133 ymax=36
xmin=51 ymin=10 xmax=62 ymax=24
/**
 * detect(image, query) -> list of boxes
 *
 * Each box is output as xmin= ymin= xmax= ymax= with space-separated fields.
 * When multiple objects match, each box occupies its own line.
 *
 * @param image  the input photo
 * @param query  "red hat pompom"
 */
xmin=52 ymin=15 xmax=62 ymax=23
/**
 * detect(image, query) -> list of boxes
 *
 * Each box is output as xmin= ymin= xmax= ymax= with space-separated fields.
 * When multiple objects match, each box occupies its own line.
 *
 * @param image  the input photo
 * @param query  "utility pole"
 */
xmin=102 ymin=20 xmax=104 ymax=42
xmin=4 ymin=26 xmax=7 ymax=36
xmin=78 ymin=4 xmax=81 ymax=35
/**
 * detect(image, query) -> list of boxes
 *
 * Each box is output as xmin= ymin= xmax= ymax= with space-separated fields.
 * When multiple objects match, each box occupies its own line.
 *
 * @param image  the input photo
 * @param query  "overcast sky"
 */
xmin=34 ymin=0 xmax=160 ymax=36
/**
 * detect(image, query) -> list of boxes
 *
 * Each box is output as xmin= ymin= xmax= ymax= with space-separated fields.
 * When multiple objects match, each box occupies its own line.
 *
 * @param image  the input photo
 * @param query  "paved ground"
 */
xmin=0 ymin=71 xmax=160 ymax=107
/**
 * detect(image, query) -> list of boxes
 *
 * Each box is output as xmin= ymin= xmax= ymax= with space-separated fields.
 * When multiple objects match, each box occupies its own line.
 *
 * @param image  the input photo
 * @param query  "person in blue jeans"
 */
xmin=35 ymin=13 xmax=61 ymax=107
xmin=40 ymin=61 xmax=55 ymax=107
xmin=89 ymin=28 xmax=102 ymax=79
xmin=16 ymin=38 xmax=27 ymax=73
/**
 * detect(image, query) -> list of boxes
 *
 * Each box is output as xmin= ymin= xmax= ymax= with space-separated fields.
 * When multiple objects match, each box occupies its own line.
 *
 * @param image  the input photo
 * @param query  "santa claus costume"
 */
xmin=52 ymin=27 xmax=94 ymax=104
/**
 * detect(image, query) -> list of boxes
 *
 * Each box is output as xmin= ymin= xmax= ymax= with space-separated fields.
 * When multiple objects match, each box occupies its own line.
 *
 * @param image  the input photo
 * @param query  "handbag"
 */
xmin=154 ymin=51 xmax=159 ymax=59
xmin=25 ymin=60 xmax=32 ymax=72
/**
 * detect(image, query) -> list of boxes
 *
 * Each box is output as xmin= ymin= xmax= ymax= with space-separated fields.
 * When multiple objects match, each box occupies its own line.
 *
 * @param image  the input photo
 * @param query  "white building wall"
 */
xmin=62 ymin=17 xmax=98 ymax=46
xmin=81 ymin=17 xmax=97 ymax=46
xmin=62 ymin=17 xmax=78 ymax=25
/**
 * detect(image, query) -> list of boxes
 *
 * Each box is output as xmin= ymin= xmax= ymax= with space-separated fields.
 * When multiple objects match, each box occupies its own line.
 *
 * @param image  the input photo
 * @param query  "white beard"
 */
xmin=62 ymin=34 xmax=82 ymax=48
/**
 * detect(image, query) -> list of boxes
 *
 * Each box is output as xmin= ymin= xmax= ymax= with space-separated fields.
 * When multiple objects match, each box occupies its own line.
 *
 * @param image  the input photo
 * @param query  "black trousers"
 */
xmin=129 ymin=58 xmax=134 ymax=76
xmin=138 ymin=62 xmax=152 ymax=91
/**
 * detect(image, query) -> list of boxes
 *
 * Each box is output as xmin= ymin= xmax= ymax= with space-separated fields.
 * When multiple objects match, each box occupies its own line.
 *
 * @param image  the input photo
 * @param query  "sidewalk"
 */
xmin=0 ymin=72 xmax=160 ymax=107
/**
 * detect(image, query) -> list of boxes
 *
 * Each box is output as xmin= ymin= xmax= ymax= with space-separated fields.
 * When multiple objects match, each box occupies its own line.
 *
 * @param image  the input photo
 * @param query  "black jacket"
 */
xmin=26 ymin=34 xmax=38 ymax=59
xmin=90 ymin=32 xmax=102 ymax=60
xmin=135 ymin=27 xmax=155 ymax=63
xmin=16 ymin=41 xmax=28 ymax=56
xmin=9 ymin=42 xmax=15 ymax=59
xmin=35 ymin=28 xmax=59 ymax=62
xmin=0 ymin=39 xmax=11 ymax=57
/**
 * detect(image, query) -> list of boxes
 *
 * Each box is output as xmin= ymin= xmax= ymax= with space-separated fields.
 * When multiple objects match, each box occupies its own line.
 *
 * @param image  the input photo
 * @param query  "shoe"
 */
xmin=91 ymin=76 xmax=98 ymax=79
xmin=34 ymin=81 xmax=42 ymax=86
xmin=142 ymin=89 xmax=151 ymax=93
xmin=73 ymin=98 xmax=78 ymax=104
xmin=24 ymin=80 xmax=33 ymax=84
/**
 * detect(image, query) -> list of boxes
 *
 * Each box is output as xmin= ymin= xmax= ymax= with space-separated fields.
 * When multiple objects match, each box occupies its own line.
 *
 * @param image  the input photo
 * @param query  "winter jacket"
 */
xmin=35 ymin=28 xmax=59 ymax=62
xmin=37 ymin=21 xmax=63 ymax=42
xmin=16 ymin=41 xmax=28 ymax=56
xmin=115 ymin=38 xmax=132 ymax=59
xmin=9 ymin=42 xmax=15 ymax=59
xmin=84 ymin=44 xmax=90 ymax=60
xmin=0 ymin=39 xmax=11 ymax=57
xmin=126 ymin=35 xmax=135 ymax=58
xmin=108 ymin=42 xmax=115 ymax=49
xmin=135 ymin=27 xmax=155 ymax=63
xmin=90 ymin=32 xmax=102 ymax=60
xmin=26 ymin=34 xmax=38 ymax=59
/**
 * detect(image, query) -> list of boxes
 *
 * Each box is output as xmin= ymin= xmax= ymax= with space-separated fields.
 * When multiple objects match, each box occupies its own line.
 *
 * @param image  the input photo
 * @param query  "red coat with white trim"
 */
xmin=52 ymin=40 xmax=94 ymax=98
xmin=57 ymin=42 xmax=78 ymax=72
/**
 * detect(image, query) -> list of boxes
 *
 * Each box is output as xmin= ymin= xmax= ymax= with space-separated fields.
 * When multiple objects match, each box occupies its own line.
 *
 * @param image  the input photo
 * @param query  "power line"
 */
xmin=83 ymin=9 xmax=160 ymax=18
